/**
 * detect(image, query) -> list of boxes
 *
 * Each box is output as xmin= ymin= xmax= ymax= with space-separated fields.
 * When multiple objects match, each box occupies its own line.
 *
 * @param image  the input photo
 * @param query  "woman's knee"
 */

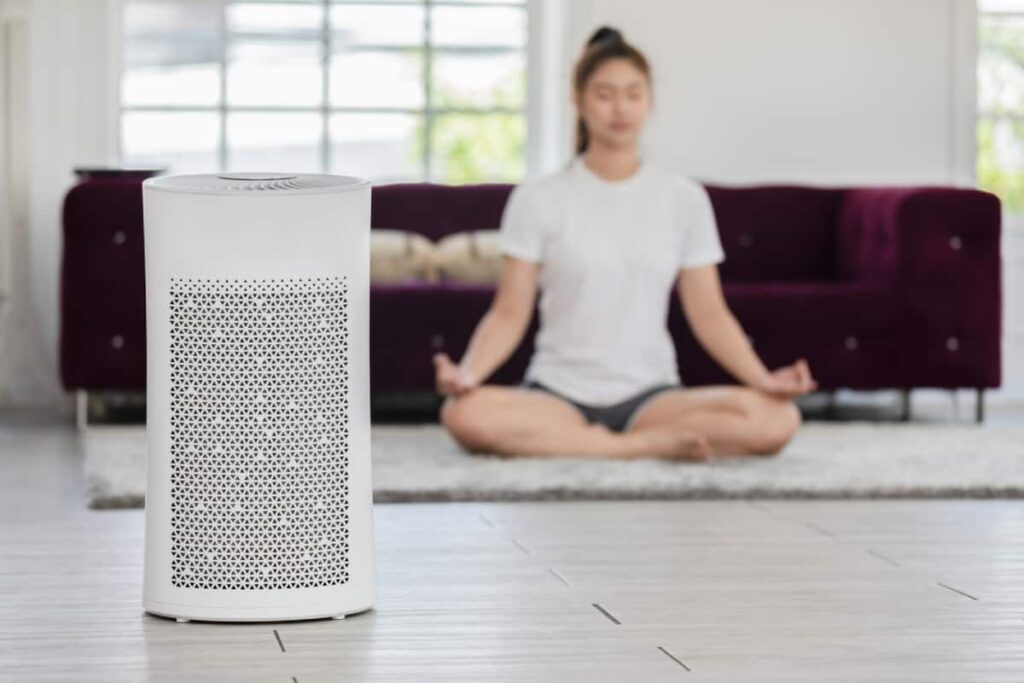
xmin=752 ymin=398 xmax=802 ymax=456
xmin=440 ymin=392 xmax=494 ymax=452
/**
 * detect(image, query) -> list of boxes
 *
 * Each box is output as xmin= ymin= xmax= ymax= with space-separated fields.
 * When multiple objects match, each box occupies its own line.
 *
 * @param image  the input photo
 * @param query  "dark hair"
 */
xmin=572 ymin=26 xmax=652 ymax=155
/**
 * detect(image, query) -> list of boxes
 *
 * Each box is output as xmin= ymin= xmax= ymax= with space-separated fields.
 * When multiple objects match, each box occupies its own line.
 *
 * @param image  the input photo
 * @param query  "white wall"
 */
xmin=569 ymin=0 xmax=977 ymax=186
xmin=21 ymin=0 xmax=120 ymax=412
xmin=0 ymin=0 xmax=75 ymax=409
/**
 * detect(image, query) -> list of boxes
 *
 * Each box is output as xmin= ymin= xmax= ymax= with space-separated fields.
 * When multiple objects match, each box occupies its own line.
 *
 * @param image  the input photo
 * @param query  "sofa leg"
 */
xmin=824 ymin=390 xmax=837 ymax=420
xmin=76 ymin=390 xmax=88 ymax=432
xmin=900 ymin=389 xmax=911 ymax=422
xmin=976 ymin=388 xmax=985 ymax=424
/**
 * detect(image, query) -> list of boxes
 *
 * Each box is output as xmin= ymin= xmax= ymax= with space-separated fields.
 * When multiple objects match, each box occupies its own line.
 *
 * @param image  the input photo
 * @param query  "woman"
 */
xmin=433 ymin=26 xmax=818 ymax=461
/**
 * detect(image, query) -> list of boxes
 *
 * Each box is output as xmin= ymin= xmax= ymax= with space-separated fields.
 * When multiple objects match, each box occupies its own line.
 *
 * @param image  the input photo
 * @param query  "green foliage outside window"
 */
xmin=411 ymin=70 xmax=526 ymax=184
xmin=978 ymin=14 xmax=1024 ymax=213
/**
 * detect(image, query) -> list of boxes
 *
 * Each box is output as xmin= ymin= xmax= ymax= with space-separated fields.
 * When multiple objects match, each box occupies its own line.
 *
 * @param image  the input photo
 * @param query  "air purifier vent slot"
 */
xmin=221 ymin=177 xmax=304 ymax=192
xmin=144 ymin=173 xmax=369 ymax=196
xmin=167 ymin=276 xmax=351 ymax=591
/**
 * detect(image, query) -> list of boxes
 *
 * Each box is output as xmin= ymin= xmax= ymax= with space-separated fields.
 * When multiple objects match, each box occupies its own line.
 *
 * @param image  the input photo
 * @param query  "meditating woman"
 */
xmin=433 ymin=26 xmax=818 ymax=461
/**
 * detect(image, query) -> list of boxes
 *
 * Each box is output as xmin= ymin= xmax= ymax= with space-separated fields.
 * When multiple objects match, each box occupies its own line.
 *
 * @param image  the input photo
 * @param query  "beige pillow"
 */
xmin=435 ymin=230 xmax=503 ymax=283
xmin=370 ymin=229 xmax=439 ymax=283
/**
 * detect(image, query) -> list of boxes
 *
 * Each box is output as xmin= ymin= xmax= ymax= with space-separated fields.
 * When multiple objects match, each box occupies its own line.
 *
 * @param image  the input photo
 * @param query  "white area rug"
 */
xmin=81 ymin=422 xmax=1024 ymax=508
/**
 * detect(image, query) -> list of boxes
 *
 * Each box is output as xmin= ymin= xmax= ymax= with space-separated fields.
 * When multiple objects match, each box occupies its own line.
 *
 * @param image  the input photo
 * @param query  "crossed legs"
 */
xmin=439 ymin=383 xmax=801 ymax=460
xmin=624 ymin=385 xmax=802 ymax=457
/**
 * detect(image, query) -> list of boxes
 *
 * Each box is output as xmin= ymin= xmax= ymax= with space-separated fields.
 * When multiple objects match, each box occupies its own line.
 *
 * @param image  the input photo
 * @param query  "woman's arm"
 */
xmin=675 ymin=264 xmax=818 ymax=397
xmin=435 ymin=255 xmax=540 ymax=394
xmin=675 ymin=264 xmax=772 ymax=389
xmin=461 ymin=256 xmax=540 ymax=379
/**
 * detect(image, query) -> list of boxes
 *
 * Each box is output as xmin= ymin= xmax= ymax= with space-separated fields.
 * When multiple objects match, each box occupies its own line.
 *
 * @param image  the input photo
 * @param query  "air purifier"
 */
xmin=141 ymin=172 xmax=375 ymax=622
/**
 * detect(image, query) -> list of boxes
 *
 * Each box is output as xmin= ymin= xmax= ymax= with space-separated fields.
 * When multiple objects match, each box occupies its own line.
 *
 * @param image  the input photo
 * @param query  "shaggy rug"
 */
xmin=80 ymin=421 xmax=1024 ymax=508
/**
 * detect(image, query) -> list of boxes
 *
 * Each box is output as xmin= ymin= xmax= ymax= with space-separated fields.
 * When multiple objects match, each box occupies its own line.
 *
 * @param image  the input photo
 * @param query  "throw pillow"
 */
xmin=370 ymin=229 xmax=438 ymax=283
xmin=434 ymin=230 xmax=502 ymax=284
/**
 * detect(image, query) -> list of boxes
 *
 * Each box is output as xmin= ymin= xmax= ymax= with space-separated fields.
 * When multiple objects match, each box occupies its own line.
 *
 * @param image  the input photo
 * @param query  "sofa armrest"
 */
xmin=60 ymin=178 xmax=148 ymax=390
xmin=837 ymin=186 xmax=1002 ymax=386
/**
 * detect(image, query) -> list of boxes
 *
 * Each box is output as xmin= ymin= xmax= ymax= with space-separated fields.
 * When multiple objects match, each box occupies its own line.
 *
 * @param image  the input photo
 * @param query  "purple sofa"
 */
xmin=60 ymin=176 xmax=1002 ymax=421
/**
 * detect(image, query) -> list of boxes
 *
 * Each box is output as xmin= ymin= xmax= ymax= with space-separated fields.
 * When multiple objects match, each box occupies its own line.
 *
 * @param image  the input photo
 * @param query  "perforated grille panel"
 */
xmin=168 ymin=276 xmax=351 ymax=590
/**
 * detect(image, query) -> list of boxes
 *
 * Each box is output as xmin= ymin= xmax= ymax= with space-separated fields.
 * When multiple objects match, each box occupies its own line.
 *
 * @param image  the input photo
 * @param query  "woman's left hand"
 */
xmin=754 ymin=358 xmax=818 ymax=398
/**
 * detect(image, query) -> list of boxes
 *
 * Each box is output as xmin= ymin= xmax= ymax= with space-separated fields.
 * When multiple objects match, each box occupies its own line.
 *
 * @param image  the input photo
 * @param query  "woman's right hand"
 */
xmin=754 ymin=358 xmax=818 ymax=398
xmin=433 ymin=352 xmax=480 ymax=397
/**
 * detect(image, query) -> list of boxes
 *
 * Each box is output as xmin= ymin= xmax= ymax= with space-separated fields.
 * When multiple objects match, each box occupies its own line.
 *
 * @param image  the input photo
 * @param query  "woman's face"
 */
xmin=574 ymin=57 xmax=651 ymax=151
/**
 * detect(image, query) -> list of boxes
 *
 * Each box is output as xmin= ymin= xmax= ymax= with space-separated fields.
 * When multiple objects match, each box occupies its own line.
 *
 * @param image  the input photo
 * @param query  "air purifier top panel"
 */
xmin=143 ymin=172 xmax=369 ymax=196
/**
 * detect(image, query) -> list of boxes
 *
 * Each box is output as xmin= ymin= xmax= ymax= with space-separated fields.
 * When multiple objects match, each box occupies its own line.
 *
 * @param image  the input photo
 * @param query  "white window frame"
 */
xmin=115 ymin=0 xmax=566 ymax=182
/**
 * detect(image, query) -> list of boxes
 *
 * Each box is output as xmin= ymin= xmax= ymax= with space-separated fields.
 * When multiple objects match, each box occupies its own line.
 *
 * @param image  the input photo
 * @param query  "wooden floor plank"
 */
xmin=1 ymin=414 xmax=1022 ymax=681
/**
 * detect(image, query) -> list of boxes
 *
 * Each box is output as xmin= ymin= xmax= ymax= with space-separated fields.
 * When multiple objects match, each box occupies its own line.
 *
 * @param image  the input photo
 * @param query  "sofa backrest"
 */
xmin=371 ymin=182 xmax=515 ymax=242
xmin=372 ymin=181 xmax=844 ymax=281
xmin=704 ymin=184 xmax=844 ymax=282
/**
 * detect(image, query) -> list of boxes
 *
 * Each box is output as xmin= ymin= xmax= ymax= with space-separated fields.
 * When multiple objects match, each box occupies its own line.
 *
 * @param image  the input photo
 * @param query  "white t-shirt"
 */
xmin=498 ymin=154 xmax=726 ymax=406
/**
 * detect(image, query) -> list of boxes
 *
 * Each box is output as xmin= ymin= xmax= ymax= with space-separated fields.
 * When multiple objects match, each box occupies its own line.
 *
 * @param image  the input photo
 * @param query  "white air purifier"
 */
xmin=141 ymin=172 xmax=375 ymax=623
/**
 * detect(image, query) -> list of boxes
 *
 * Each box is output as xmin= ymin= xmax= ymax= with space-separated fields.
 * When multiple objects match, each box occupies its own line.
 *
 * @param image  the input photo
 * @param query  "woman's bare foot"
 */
xmin=632 ymin=425 xmax=712 ymax=462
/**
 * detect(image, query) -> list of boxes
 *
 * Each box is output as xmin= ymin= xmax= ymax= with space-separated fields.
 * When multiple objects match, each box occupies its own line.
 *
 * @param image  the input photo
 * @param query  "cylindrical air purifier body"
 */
xmin=141 ymin=173 xmax=375 ymax=622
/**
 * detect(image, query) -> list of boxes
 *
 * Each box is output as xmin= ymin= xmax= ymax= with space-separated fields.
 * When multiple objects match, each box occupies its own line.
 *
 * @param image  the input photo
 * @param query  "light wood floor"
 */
xmin=2 ymin=410 xmax=1023 ymax=682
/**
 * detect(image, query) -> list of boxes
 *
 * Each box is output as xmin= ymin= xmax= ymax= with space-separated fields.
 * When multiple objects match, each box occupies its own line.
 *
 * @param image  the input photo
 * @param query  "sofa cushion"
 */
xmin=670 ymin=279 xmax=899 ymax=388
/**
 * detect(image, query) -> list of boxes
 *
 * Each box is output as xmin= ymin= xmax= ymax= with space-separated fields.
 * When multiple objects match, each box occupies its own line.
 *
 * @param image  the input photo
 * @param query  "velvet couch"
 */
xmin=60 ymin=175 xmax=1002 ymax=422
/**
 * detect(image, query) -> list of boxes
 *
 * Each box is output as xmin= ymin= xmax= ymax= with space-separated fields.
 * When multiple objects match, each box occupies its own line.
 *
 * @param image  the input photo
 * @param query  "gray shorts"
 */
xmin=520 ymin=379 xmax=682 ymax=433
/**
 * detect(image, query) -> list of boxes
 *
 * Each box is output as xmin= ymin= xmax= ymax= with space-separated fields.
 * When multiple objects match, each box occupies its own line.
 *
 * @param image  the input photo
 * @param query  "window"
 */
xmin=119 ymin=0 xmax=528 ymax=184
xmin=978 ymin=0 xmax=1024 ymax=213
